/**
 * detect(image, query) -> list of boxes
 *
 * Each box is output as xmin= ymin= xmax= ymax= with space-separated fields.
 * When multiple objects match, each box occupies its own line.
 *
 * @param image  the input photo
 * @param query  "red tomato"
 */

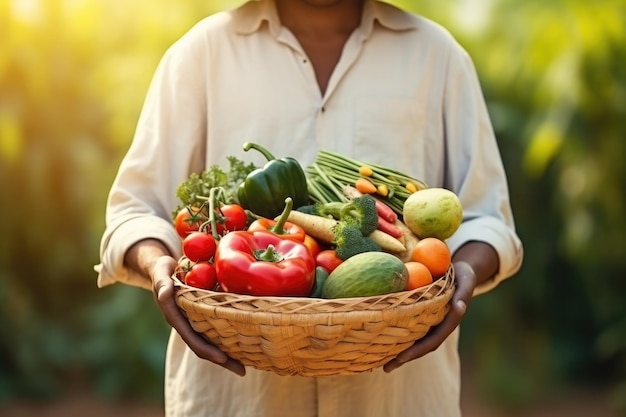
xmin=184 ymin=262 xmax=218 ymax=290
xmin=174 ymin=206 xmax=205 ymax=239
xmin=182 ymin=231 xmax=217 ymax=262
xmin=303 ymin=235 xmax=321 ymax=258
xmin=315 ymin=249 xmax=343 ymax=273
xmin=217 ymin=204 xmax=248 ymax=234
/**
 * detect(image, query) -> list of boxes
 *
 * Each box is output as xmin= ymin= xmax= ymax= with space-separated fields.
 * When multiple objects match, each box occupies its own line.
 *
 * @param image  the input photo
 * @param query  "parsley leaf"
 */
xmin=173 ymin=156 xmax=258 ymax=218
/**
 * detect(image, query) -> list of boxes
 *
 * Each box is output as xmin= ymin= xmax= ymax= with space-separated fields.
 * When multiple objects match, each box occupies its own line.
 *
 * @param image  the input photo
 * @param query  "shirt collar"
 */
xmin=232 ymin=0 xmax=418 ymax=37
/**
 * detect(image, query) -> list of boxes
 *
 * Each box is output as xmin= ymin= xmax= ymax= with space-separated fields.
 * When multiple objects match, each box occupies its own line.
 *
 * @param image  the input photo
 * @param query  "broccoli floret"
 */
xmin=296 ymin=201 xmax=339 ymax=217
xmin=332 ymin=221 xmax=381 ymax=260
xmin=338 ymin=195 xmax=378 ymax=235
xmin=303 ymin=195 xmax=379 ymax=236
xmin=311 ymin=201 xmax=342 ymax=217
xmin=296 ymin=203 xmax=322 ymax=216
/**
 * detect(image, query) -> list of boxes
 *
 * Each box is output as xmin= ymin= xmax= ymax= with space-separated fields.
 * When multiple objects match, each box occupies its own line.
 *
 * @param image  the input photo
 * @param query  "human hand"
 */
xmin=383 ymin=261 xmax=476 ymax=373
xmin=151 ymin=256 xmax=246 ymax=376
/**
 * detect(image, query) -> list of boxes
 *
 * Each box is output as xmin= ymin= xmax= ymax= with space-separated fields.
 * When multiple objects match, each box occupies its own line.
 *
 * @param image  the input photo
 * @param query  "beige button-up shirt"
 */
xmin=97 ymin=1 xmax=523 ymax=416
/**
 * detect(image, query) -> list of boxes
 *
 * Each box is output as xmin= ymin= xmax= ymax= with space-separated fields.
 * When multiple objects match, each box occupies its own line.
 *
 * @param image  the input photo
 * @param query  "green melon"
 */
xmin=402 ymin=188 xmax=463 ymax=240
xmin=321 ymin=252 xmax=408 ymax=299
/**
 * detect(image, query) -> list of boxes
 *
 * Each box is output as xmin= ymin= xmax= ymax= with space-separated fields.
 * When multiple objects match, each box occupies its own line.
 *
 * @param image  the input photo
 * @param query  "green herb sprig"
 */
xmin=172 ymin=156 xmax=258 ymax=218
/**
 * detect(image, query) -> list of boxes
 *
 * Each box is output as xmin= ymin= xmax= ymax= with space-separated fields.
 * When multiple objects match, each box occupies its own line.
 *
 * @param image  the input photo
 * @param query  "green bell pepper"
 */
xmin=237 ymin=142 xmax=309 ymax=218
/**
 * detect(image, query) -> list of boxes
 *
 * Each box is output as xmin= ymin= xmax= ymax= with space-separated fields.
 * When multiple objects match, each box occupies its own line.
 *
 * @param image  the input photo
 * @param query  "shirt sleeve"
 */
xmin=96 ymin=33 xmax=209 ymax=290
xmin=441 ymin=45 xmax=524 ymax=296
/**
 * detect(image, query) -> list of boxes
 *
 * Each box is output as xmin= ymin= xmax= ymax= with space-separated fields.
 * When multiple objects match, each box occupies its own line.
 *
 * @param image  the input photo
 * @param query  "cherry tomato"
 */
xmin=184 ymin=262 xmax=218 ymax=290
xmin=174 ymin=206 xmax=205 ymax=239
xmin=174 ymin=256 xmax=195 ymax=281
xmin=303 ymin=235 xmax=321 ymax=258
xmin=315 ymin=249 xmax=343 ymax=273
xmin=182 ymin=231 xmax=217 ymax=262
xmin=217 ymin=204 xmax=248 ymax=234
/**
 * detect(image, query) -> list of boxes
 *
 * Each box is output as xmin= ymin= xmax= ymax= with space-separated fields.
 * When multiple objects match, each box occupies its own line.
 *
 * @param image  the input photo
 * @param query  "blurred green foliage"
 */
xmin=0 ymin=0 xmax=625 ymax=413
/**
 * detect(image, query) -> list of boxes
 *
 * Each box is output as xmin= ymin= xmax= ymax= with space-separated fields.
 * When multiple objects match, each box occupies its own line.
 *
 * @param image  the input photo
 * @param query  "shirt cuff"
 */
xmin=446 ymin=216 xmax=523 ymax=296
xmin=96 ymin=215 xmax=182 ymax=290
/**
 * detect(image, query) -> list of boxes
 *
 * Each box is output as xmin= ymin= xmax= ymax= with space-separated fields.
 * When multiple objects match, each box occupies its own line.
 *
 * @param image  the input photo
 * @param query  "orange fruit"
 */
xmin=410 ymin=237 xmax=451 ymax=278
xmin=405 ymin=261 xmax=433 ymax=290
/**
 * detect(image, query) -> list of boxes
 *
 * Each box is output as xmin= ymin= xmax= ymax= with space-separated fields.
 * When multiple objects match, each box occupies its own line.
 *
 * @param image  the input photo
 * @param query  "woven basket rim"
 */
xmin=172 ymin=265 xmax=455 ymax=316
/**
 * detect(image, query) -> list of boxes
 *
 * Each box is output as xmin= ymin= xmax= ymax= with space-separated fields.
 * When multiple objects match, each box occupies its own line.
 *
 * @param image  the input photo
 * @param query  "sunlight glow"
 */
xmin=523 ymin=121 xmax=564 ymax=178
xmin=453 ymin=0 xmax=493 ymax=34
xmin=0 ymin=110 xmax=22 ymax=163
xmin=10 ymin=0 xmax=40 ymax=21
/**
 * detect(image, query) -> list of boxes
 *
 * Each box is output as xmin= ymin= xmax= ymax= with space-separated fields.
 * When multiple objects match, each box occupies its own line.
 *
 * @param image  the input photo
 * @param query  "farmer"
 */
xmin=97 ymin=0 xmax=523 ymax=415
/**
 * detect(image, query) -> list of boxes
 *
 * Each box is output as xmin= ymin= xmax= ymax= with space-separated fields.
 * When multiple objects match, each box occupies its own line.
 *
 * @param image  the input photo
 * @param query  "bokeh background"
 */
xmin=1 ymin=0 xmax=625 ymax=415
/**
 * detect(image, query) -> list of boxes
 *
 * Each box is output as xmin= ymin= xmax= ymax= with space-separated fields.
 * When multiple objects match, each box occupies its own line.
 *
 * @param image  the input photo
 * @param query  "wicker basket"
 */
xmin=173 ymin=266 xmax=455 ymax=377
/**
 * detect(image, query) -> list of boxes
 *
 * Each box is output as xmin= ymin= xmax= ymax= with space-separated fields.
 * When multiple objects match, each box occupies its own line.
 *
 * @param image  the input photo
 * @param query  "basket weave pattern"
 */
xmin=174 ymin=267 xmax=455 ymax=377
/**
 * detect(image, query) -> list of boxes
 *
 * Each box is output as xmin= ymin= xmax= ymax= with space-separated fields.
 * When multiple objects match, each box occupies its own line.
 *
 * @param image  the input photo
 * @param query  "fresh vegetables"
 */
xmin=358 ymin=165 xmax=373 ymax=177
xmin=216 ymin=204 xmax=248 ymax=234
xmin=174 ymin=206 xmax=206 ymax=239
xmin=237 ymin=142 xmax=309 ymax=219
xmin=297 ymin=194 xmax=379 ymax=236
xmin=171 ymin=145 xmax=459 ymax=298
xmin=315 ymin=249 xmax=343 ymax=273
xmin=182 ymin=231 xmax=217 ymax=263
xmin=310 ymin=266 xmax=330 ymax=298
xmin=184 ymin=262 xmax=218 ymax=290
xmin=405 ymin=261 xmax=433 ymax=291
xmin=410 ymin=237 xmax=452 ymax=278
xmin=292 ymin=194 xmax=403 ymax=259
xmin=214 ymin=230 xmax=316 ymax=297
xmin=376 ymin=183 xmax=389 ymax=197
xmin=174 ymin=256 xmax=194 ymax=281
xmin=174 ymin=156 xmax=257 ymax=213
xmin=174 ymin=189 xmax=249 ymax=239
xmin=248 ymin=197 xmax=306 ymax=242
xmin=403 ymin=188 xmax=463 ymax=240
xmin=342 ymin=185 xmax=402 ymax=238
xmin=331 ymin=221 xmax=381 ymax=260
xmin=321 ymin=252 xmax=409 ymax=299
xmin=375 ymin=216 xmax=403 ymax=239
xmin=285 ymin=210 xmax=336 ymax=243
xmin=286 ymin=210 xmax=406 ymax=255
xmin=393 ymin=219 xmax=422 ymax=263
xmin=343 ymin=185 xmax=397 ymax=223
xmin=355 ymin=177 xmax=377 ymax=194
xmin=306 ymin=149 xmax=428 ymax=215
xmin=302 ymin=234 xmax=321 ymax=258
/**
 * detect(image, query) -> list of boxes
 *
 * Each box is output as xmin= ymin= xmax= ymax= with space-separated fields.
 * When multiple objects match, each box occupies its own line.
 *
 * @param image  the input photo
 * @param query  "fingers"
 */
xmin=152 ymin=257 xmax=246 ymax=377
xmin=450 ymin=261 xmax=477 ymax=303
xmin=383 ymin=263 xmax=476 ymax=373
xmin=220 ymin=358 xmax=247 ymax=377
xmin=383 ymin=301 xmax=465 ymax=373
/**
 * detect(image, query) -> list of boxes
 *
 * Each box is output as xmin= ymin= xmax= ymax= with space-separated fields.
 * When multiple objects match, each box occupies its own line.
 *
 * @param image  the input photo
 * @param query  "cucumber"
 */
xmin=310 ymin=266 xmax=330 ymax=298
xmin=321 ymin=252 xmax=408 ymax=299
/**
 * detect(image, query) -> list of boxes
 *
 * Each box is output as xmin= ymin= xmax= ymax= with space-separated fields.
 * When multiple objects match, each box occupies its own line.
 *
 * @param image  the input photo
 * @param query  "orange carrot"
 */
xmin=355 ymin=178 xmax=377 ymax=194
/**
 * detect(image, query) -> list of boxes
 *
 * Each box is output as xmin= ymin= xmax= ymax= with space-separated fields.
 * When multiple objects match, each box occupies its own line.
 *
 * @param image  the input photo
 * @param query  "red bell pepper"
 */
xmin=214 ymin=230 xmax=316 ymax=296
xmin=247 ymin=197 xmax=306 ymax=242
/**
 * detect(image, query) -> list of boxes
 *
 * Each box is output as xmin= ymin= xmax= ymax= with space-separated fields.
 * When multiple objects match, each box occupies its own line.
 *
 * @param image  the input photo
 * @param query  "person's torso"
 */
xmin=182 ymin=2 xmax=460 ymax=187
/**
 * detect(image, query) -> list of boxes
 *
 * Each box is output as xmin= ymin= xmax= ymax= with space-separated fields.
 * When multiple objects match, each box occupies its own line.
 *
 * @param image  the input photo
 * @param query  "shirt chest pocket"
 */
xmin=352 ymin=97 xmax=427 ymax=176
